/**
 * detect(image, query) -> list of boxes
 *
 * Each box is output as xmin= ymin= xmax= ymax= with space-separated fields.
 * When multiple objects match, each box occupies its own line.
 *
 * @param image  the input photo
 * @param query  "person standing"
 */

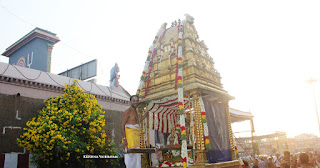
xmin=315 ymin=154 xmax=320 ymax=168
xmin=299 ymin=153 xmax=311 ymax=168
xmin=121 ymin=95 xmax=148 ymax=168
xmin=281 ymin=151 xmax=291 ymax=166
xmin=259 ymin=158 xmax=266 ymax=168
xmin=243 ymin=160 xmax=250 ymax=168
xmin=308 ymin=153 xmax=315 ymax=167
xmin=268 ymin=157 xmax=275 ymax=168
xmin=274 ymin=153 xmax=281 ymax=168
xmin=291 ymin=155 xmax=298 ymax=168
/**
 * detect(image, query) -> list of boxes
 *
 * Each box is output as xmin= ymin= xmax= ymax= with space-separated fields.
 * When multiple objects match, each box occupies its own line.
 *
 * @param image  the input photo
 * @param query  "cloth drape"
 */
xmin=125 ymin=124 xmax=140 ymax=149
xmin=203 ymin=98 xmax=232 ymax=163
xmin=124 ymin=124 xmax=141 ymax=168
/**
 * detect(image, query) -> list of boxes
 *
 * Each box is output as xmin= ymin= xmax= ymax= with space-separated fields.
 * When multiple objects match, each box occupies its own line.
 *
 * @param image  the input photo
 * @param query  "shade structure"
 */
xmin=229 ymin=108 xmax=254 ymax=123
xmin=148 ymin=95 xmax=191 ymax=134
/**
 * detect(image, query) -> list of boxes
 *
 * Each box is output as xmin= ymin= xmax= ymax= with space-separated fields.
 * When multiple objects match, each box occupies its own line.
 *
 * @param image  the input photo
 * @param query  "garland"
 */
xmin=148 ymin=95 xmax=178 ymax=133
xmin=190 ymin=100 xmax=196 ymax=151
xmin=176 ymin=21 xmax=188 ymax=168
xmin=142 ymin=29 xmax=170 ymax=99
xmin=233 ymin=134 xmax=245 ymax=168
xmin=135 ymin=20 xmax=188 ymax=168
xmin=198 ymin=96 xmax=211 ymax=149
xmin=147 ymin=95 xmax=190 ymax=134
xmin=136 ymin=27 xmax=166 ymax=97
xmin=225 ymin=102 xmax=235 ymax=154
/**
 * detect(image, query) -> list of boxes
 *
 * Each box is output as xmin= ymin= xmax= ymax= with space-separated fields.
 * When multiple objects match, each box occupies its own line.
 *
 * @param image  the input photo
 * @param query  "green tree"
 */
xmin=17 ymin=81 xmax=118 ymax=167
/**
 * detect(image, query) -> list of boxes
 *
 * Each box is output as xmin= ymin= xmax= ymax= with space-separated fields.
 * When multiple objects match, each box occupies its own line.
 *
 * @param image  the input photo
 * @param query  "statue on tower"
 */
xmin=110 ymin=63 xmax=120 ymax=87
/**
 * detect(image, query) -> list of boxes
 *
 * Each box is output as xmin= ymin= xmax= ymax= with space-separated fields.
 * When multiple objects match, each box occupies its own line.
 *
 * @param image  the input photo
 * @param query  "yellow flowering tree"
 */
xmin=17 ymin=81 xmax=118 ymax=167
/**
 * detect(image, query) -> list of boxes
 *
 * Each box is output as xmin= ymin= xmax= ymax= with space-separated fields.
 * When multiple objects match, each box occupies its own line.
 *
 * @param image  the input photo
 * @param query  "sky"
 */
xmin=1 ymin=0 xmax=320 ymax=138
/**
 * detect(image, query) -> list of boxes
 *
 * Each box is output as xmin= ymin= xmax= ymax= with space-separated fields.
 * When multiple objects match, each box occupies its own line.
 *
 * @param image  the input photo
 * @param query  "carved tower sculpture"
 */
xmin=136 ymin=14 xmax=236 ymax=167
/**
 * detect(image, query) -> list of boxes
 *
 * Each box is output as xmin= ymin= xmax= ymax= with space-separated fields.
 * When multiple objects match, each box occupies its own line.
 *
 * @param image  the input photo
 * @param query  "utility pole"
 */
xmin=250 ymin=119 xmax=255 ymax=157
xmin=306 ymin=78 xmax=320 ymax=136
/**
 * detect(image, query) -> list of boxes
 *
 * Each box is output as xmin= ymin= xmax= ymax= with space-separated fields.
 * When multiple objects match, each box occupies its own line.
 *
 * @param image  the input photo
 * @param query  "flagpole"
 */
xmin=306 ymin=78 xmax=320 ymax=136
xmin=312 ymin=84 xmax=320 ymax=136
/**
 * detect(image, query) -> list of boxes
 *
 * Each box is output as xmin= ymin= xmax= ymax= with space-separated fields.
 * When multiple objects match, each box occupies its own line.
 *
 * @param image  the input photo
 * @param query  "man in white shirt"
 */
xmin=274 ymin=153 xmax=281 ymax=168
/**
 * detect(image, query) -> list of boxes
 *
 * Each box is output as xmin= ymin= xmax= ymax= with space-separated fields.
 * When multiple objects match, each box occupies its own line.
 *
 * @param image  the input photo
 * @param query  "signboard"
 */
xmin=58 ymin=59 xmax=97 ymax=80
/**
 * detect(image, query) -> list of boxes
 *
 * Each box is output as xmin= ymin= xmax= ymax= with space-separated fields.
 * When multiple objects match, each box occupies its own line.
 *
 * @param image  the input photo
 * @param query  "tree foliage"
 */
xmin=17 ymin=81 xmax=118 ymax=167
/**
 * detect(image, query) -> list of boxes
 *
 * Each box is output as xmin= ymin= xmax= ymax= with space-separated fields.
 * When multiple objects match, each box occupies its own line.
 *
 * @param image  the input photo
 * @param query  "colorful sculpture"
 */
xmin=110 ymin=63 xmax=120 ymax=87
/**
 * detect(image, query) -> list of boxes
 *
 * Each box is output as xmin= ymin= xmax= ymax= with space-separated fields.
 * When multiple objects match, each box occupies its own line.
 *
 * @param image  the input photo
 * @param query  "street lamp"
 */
xmin=306 ymin=78 xmax=320 ymax=136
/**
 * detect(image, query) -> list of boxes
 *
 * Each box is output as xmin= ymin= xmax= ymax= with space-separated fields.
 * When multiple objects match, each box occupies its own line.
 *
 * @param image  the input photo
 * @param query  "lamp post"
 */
xmin=250 ymin=119 xmax=255 ymax=157
xmin=306 ymin=78 xmax=320 ymax=136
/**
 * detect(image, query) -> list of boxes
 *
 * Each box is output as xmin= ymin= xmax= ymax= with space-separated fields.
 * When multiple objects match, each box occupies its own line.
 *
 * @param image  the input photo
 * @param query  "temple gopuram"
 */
xmin=131 ymin=14 xmax=240 ymax=168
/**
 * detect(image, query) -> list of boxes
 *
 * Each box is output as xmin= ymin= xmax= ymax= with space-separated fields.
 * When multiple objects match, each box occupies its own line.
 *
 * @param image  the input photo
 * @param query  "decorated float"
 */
xmin=130 ymin=14 xmax=241 ymax=168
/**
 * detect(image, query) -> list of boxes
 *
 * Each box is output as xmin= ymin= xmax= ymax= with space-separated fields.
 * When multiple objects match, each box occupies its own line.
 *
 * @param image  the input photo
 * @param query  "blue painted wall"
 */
xmin=8 ymin=38 xmax=54 ymax=72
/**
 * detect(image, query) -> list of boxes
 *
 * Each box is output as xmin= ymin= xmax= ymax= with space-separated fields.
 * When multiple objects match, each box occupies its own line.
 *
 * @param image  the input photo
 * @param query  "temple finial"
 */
xmin=184 ymin=14 xmax=194 ymax=24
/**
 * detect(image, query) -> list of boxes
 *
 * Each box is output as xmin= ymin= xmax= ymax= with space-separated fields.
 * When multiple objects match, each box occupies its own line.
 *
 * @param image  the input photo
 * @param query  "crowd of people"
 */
xmin=242 ymin=151 xmax=320 ymax=168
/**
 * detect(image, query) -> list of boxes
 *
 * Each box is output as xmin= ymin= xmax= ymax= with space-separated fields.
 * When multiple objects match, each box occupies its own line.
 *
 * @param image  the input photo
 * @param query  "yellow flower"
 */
xmin=205 ymin=139 xmax=210 ymax=144
xmin=183 ymin=162 xmax=187 ymax=167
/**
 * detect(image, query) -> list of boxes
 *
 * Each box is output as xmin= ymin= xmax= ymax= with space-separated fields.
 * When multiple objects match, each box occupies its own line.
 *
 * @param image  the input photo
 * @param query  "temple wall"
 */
xmin=0 ymin=65 xmax=130 ymax=153
xmin=0 ymin=91 xmax=127 ymax=153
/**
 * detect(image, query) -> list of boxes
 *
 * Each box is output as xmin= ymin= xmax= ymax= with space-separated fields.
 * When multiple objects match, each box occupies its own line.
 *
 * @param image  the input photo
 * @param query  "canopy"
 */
xmin=148 ymin=95 xmax=191 ymax=134
xmin=148 ymin=96 xmax=254 ymax=133
xmin=229 ymin=108 xmax=254 ymax=123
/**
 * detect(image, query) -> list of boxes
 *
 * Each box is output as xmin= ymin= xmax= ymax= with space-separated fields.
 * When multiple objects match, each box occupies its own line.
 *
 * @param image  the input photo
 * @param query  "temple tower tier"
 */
xmin=135 ymin=14 xmax=238 ymax=168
